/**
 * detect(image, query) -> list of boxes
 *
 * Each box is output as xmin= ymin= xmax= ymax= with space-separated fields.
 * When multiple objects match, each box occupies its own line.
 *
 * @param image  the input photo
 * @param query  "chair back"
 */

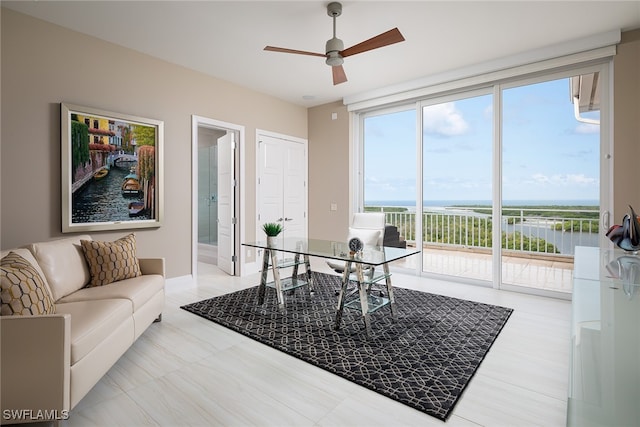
xmin=350 ymin=212 xmax=386 ymax=246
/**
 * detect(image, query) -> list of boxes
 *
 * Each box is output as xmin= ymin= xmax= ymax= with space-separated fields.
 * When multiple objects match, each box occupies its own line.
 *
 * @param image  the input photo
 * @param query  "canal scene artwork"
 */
xmin=61 ymin=103 xmax=163 ymax=232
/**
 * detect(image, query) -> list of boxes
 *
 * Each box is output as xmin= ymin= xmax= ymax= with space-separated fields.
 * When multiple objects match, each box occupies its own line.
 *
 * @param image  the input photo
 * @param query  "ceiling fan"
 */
xmin=264 ymin=2 xmax=405 ymax=85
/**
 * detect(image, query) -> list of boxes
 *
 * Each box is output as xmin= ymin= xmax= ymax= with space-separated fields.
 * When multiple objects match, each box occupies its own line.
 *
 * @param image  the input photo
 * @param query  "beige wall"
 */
xmin=307 ymin=101 xmax=351 ymax=241
xmin=613 ymin=29 xmax=640 ymax=221
xmin=0 ymin=9 xmax=307 ymax=278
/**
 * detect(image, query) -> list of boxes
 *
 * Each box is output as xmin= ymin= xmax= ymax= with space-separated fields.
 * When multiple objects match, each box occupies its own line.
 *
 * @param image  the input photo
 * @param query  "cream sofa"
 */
xmin=0 ymin=234 xmax=165 ymax=424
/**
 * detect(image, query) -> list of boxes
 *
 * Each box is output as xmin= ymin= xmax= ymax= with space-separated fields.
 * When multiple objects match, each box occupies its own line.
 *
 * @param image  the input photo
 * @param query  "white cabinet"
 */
xmin=568 ymin=247 xmax=640 ymax=426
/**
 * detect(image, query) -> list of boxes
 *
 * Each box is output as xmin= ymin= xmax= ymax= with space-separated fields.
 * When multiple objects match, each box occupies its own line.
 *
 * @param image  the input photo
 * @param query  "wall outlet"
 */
xmin=330 ymin=203 xmax=337 ymax=211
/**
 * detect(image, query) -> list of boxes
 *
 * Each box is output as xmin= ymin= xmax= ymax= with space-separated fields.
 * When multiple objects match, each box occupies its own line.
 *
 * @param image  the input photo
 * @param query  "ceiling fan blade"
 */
xmin=332 ymin=65 xmax=347 ymax=85
xmin=264 ymin=46 xmax=326 ymax=58
xmin=340 ymin=27 xmax=405 ymax=58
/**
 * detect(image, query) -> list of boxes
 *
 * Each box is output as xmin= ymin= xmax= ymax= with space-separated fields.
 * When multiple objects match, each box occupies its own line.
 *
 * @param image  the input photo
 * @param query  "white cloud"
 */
xmin=527 ymin=173 xmax=597 ymax=186
xmin=575 ymin=123 xmax=599 ymax=134
xmin=483 ymin=104 xmax=493 ymax=120
xmin=423 ymin=102 xmax=469 ymax=137
xmin=565 ymin=173 xmax=597 ymax=184
xmin=531 ymin=173 xmax=550 ymax=184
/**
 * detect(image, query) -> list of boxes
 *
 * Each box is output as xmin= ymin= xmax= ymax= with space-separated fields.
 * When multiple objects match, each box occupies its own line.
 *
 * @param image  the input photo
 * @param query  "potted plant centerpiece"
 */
xmin=262 ymin=222 xmax=283 ymax=246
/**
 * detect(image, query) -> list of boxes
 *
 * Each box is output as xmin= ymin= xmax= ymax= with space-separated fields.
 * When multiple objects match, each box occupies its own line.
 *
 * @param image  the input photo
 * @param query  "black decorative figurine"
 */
xmin=606 ymin=205 xmax=640 ymax=252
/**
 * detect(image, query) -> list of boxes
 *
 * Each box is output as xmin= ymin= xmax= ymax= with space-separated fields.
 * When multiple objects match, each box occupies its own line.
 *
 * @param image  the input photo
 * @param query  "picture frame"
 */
xmin=61 ymin=103 xmax=163 ymax=233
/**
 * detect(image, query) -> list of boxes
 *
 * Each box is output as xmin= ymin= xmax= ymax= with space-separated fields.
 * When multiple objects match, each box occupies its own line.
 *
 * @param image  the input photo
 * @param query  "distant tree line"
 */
xmin=364 ymin=205 xmax=596 ymax=254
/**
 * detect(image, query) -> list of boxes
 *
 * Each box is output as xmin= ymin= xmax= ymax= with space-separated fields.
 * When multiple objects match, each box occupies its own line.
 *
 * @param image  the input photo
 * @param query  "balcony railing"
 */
xmin=370 ymin=206 xmax=600 ymax=257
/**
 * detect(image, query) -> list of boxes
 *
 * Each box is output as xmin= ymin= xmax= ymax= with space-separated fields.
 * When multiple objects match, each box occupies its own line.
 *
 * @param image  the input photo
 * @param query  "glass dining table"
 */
xmin=242 ymin=237 xmax=420 ymax=336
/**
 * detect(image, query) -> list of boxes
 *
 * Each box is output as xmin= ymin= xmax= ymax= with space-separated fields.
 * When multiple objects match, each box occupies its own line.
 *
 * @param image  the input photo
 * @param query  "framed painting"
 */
xmin=61 ymin=103 xmax=163 ymax=233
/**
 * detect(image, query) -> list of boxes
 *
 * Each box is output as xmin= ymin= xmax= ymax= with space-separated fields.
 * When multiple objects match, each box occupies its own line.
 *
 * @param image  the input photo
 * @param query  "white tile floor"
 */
xmin=48 ymin=262 xmax=571 ymax=427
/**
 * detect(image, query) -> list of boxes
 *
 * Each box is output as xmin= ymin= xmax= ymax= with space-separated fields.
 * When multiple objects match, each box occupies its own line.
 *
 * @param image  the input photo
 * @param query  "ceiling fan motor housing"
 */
xmin=325 ymin=37 xmax=344 ymax=65
xmin=325 ymin=2 xmax=344 ymax=66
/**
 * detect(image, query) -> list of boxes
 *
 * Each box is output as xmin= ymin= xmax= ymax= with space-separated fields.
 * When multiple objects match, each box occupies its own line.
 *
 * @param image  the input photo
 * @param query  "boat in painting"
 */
xmin=93 ymin=168 xmax=109 ymax=180
xmin=128 ymin=201 xmax=145 ymax=217
xmin=121 ymin=173 xmax=141 ymax=196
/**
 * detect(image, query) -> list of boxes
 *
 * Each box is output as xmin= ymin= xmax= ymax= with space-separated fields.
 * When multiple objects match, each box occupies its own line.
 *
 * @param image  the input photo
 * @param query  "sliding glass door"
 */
xmin=362 ymin=108 xmax=417 ymax=269
xmin=358 ymin=63 xmax=610 ymax=296
xmin=500 ymin=74 xmax=601 ymax=294
xmin=421 ymin=92 xmax=494 ymax=283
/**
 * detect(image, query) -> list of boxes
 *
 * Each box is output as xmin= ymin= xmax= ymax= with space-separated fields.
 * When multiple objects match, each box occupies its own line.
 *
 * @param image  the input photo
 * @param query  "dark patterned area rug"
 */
xmin=181 ymin=272 xmax=512 ymax=421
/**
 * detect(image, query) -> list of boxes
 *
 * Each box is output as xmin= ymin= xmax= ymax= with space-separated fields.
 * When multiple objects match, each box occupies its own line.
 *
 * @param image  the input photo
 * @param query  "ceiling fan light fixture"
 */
xmin=325 ymin=52 xmax=344 ymax=66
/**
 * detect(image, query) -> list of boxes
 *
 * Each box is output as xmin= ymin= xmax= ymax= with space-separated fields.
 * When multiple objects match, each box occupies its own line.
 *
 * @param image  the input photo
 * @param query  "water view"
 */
xmin=72 ymin=164 xmax=149 ymax=223
xmin=67 ymin=108 xmax=157 ymax=225
xmin=366 ymin=200 xmax=600 ymax=256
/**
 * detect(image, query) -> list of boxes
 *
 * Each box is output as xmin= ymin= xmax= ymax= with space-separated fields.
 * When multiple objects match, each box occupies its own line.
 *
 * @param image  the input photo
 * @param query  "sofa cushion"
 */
xmin=1 ymin=252 xmax=56 ymax=316
xmin=57 ymin=274 xmax=164 ymax=311
xmin=55 ymin=298 xmax=132 ymax=364
xmin=29 ymin=235 xmax=92 ymax=301
xmin=81 ymin=234 xmax=141 ymax=288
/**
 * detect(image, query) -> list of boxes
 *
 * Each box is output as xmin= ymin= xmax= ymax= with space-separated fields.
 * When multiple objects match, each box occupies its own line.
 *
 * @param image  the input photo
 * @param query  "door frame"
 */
xmin=191 ymin=115 xmax=245 ymax=277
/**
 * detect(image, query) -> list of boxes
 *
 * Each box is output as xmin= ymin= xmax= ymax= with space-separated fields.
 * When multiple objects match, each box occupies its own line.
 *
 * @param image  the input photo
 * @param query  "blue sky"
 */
xmin=364 ymin=77 xmax=600 ymax=204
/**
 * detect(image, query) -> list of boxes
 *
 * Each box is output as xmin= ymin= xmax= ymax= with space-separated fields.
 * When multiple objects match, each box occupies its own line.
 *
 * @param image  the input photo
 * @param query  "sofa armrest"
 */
xmin=138 ymin=258 xmax=165 ymax=277
xmin=0 ymin=314 xmax=71 ymax=424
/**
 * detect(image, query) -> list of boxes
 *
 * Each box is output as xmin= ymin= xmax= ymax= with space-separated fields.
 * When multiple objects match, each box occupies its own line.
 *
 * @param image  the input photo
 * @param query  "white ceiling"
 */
xmin=4 ymin=1 xmax=640 ymax=108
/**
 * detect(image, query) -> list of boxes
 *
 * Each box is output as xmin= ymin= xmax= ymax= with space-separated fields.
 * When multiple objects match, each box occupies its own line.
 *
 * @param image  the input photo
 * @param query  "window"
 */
xmin=362 ymin=108 xmax=416 ymax=268
xmin=500 ymin=75 xmax=600 ymax=293
xmin=358 ymin=63 xmax=609 ymax=297
xmin=422 ymin=92 xmax=493 ymax=282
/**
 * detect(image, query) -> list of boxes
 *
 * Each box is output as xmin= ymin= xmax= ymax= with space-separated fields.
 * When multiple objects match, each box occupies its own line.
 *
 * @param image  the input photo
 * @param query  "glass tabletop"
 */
xmin=243 ymin=237 xmax=420 ymax=266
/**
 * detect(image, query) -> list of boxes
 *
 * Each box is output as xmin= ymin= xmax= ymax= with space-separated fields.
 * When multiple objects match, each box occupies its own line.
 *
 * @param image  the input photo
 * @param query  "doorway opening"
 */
xmin=192 ymin=116 xmax=244 ymax=277
xmin=197 ymin=127 xmax=224 ymax=264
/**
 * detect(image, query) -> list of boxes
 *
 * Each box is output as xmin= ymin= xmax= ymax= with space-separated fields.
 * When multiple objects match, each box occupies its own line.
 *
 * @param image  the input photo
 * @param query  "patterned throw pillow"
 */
xmin=1 ymin=251 xmax=56 ymax=316
xmin=81 ymin=233 xmax=142 ymax=287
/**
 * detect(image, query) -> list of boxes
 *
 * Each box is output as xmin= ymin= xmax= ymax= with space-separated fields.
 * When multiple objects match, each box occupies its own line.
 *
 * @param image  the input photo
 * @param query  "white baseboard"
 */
xmin=198 ymin=243 xmax=217 ymax=264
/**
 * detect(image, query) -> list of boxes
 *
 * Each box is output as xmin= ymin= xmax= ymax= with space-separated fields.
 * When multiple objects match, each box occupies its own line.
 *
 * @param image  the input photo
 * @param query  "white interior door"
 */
xmin=258 ymin=137 xmax=285 ymax=233
xmin=217 ymin=132 xmax=235 ymax=275
xmin=258 ymin=134 xmax=307 ymax=243
xmin=282 ymin=142 xmax=307 ymax=238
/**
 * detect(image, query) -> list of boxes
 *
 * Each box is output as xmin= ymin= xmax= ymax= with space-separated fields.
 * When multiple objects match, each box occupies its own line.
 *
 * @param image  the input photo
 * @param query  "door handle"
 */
xmin=276 ymin=218 xmax=283 ymax=222
xmin=602 ymin=210 xmax=610 ymax=231
xmin=284 ymin=218 xmax=293 ymax=221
